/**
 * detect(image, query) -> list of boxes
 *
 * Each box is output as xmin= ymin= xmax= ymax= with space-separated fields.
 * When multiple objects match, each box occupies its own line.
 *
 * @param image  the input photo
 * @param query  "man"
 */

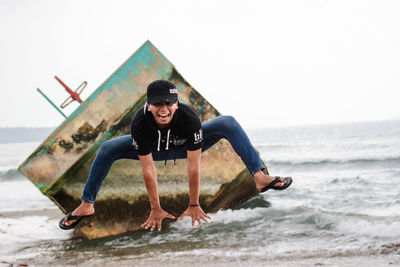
xmin=60 ymin=80 xmax=292 ymax=231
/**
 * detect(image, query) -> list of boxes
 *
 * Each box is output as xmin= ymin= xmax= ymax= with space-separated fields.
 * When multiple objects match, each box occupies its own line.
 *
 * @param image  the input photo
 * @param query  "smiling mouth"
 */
xmin=158 ymin=113 xmax=170 ymax=119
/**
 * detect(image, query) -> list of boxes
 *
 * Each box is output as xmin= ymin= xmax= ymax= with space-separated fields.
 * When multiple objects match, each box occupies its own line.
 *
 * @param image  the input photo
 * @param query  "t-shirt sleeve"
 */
xmin=131 ymin=129 xmax=152 ymax=155
xmin=186 ymin=113 xmax=203 ymax=151
xmin=187 ymin=127 xmax=203 ymax=151
xmin=130 ymin=112 xmax=152 ymax=156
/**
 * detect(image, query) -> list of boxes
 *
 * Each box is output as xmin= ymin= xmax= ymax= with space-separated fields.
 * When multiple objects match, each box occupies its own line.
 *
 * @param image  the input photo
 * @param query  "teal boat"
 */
xmin=18 ymin=40 xmax=265 ymax=239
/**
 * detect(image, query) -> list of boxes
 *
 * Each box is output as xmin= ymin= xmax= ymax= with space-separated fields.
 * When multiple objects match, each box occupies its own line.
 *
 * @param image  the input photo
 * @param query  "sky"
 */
xmin=0 ymin=0 xmax=399 ymax=129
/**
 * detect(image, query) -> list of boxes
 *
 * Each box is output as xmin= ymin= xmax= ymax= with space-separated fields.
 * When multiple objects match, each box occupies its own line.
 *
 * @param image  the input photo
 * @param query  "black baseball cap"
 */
xmin=146 ymin=80 xmax=178 ymax=104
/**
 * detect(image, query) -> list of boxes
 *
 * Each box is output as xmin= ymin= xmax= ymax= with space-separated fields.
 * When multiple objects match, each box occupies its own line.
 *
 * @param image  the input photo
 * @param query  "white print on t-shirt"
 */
xmin=173 ymin=137 xmax=187 ymax=146
xmin=193 ymin=129 xmax=203 ymax=144
xmin=132 ymin=138 xmax=138 ymax=149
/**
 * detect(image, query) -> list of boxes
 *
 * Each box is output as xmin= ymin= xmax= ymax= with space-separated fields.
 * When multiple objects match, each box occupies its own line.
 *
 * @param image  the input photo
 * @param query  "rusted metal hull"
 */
xmin=18 ymin=40 xmax=266 ymax=239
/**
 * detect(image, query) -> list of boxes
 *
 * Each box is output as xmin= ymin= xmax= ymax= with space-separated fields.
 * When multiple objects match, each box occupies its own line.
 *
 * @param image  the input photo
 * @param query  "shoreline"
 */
xmin=3 ymin=254 xmax=398 ymax=267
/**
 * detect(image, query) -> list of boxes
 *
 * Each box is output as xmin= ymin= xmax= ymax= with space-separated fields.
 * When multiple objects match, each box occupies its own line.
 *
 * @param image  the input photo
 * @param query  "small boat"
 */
xmin=18 ymin=40 xmax=264 ymax=239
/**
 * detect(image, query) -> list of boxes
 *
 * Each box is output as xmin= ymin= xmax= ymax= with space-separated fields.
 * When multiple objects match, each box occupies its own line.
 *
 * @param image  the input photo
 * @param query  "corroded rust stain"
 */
xmin=57 ymin=120 xmax=108 ymax=154
xmin=71 ymin=121 xmax=107 ymax=144
xmin=58 ymin=139 xmax=74 ymax=151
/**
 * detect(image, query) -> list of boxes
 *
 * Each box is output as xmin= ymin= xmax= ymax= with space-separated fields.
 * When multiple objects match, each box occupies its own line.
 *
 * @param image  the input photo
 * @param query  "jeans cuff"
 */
xmin=81 ymin=196 xmax=95 ymax=204
xmin=250 ymin=164 xmax=265 ymax=176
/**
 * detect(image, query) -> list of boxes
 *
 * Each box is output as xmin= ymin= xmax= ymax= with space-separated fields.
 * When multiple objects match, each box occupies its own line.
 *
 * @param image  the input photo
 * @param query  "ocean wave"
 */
xmin=0 ymin=168 xmax=25 ymax=181
xmin=267 ymin=156 xmax=400 ymax=169
xmin=336 ymin=219 xmax=400 ymax=238
xmin=263 ymin=202 xmax=400 ymax=231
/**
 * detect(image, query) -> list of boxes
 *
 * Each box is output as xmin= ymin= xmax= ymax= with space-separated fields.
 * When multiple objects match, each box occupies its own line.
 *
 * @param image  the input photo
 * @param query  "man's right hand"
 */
xmin=178 ymin=205 xmax=211 ymax=227
xmin=141 ymin=208 xmax=176 ymax=231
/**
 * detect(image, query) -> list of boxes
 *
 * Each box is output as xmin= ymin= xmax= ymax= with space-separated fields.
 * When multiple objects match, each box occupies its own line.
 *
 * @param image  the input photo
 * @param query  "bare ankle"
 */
xmin=73 ymin=200 xmax=95 ymax=215
xmin=80 ymin=200 xmax=93 ymax=207
xmin=253 ymin=170 xmax=274 ymax=190
xmin=253 ymin=169 xmax=264 ymax=178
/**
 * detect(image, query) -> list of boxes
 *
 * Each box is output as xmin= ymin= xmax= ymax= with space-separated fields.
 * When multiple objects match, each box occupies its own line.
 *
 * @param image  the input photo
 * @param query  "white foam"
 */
xmin=336 ymin=219 xmax=400 ymax=238
xmin=170 ymin=207 xmax=266 ymax=231
xmin=0 ymin=216 xmax=72 ymax=258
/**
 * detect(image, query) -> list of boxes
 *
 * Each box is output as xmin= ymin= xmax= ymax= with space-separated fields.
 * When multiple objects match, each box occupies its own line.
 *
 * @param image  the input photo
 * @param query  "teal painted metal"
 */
xmin=36 ymin=88 xmax=67 ymax=119
xmin=36 ymin=182 xmax=46 ymax=191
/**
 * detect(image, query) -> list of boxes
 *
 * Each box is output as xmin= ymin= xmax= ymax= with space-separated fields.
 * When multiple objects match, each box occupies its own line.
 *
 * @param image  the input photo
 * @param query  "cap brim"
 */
xmin=147 ymin=96 xmax=178 ymax=105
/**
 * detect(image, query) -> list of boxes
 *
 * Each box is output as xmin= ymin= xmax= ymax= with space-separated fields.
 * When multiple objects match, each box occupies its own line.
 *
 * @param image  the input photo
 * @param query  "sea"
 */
xmin=0 ymin=120 xmax=399 ymax=267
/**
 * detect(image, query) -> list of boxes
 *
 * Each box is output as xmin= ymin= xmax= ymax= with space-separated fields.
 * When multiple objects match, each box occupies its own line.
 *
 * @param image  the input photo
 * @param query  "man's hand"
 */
xmin=178 ymin=205 xmax=211 ymax=227
xmin=141 ymin=208 xmax=176 ymax=231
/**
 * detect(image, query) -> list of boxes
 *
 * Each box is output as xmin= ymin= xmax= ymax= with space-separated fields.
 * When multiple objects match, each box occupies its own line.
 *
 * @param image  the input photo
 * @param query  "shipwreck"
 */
xmin=18 ymin=40 xmax=267 ymax=239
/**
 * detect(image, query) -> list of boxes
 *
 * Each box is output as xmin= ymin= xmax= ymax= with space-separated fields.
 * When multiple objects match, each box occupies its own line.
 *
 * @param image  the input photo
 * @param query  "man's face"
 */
xmin=147 ymin=101 xmax=178 ymax=128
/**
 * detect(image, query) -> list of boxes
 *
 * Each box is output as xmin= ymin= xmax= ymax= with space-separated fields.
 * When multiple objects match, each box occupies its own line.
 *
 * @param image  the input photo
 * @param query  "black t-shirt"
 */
xmin=130 ymin=102 xmax=203 ymax=155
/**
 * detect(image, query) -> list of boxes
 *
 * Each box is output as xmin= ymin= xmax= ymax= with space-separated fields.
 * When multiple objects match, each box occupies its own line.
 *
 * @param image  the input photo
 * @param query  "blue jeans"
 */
xmin=82 ymin=115 xmax=265 ymax=203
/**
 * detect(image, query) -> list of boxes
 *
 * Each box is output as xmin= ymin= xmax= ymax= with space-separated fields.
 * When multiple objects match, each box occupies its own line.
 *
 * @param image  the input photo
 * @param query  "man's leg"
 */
xmin=82 ymin=135 xmax=140 ymax=203
xmin=63 ymin=135 xmax=139 ymax=226
xmin=202 ymin=116 xmax=264 ymax=175
xmin=201 ymin=116 xmax=288 ymax=191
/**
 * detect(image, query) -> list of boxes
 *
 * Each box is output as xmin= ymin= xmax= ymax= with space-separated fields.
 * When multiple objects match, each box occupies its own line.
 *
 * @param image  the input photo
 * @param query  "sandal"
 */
xmin=59 ymin=212 xmax=93 ymax=230
xmin=259 ymin=176 xmax=292 ymax=193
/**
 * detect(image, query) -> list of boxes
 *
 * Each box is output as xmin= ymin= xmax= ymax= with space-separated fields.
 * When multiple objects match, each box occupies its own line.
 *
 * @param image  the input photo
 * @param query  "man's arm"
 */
xmin=178 ymin=148 xmax=211 ymax=226
xmin=187 ymin=148 xmax=201 ymax=205
xmin=139 ymin=154 xmax=161 ymax=209
xmin=139 ymin=153 xmax=175 ymax=231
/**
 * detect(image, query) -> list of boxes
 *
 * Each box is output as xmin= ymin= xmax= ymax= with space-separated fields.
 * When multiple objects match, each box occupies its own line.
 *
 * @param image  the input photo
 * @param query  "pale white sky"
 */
xmin=0 ymin=0 xmax=399 ymax=129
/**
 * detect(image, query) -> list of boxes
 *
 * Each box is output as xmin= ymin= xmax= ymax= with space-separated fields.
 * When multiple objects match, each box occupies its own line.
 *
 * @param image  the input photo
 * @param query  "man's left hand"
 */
xmin=178 ymin=205 xmax=211 ymax=227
